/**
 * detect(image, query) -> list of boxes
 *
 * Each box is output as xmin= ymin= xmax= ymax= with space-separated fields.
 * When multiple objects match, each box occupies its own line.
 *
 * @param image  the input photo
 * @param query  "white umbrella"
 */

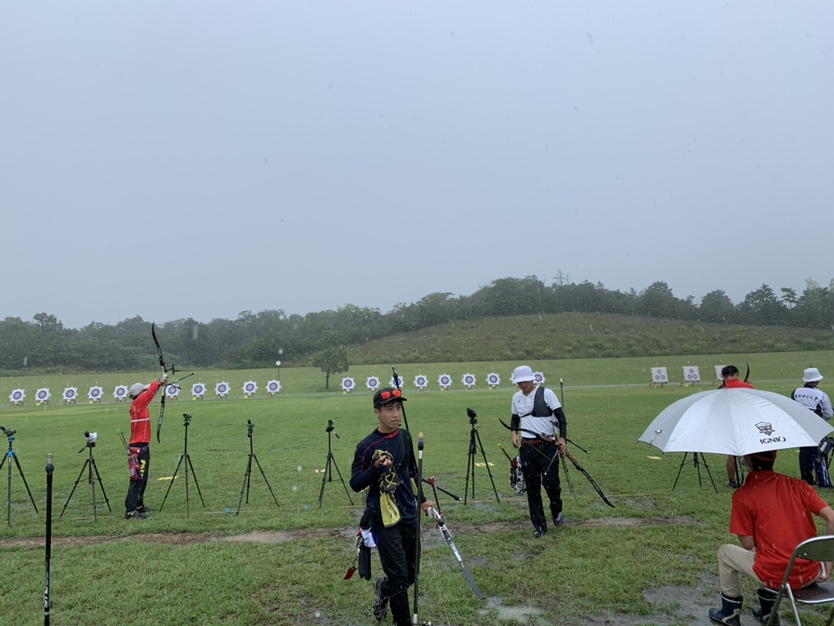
xmin=639 ymin=389 xmax=834 ymax=457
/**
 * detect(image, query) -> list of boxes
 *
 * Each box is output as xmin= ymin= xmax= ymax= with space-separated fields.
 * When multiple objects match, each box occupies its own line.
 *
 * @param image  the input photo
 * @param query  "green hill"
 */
xmin=344 ymin=312 xmax=834 ymax=364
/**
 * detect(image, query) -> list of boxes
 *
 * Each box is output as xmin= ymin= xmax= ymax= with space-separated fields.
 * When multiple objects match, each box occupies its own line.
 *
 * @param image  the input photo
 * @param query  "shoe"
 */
xmin=554 ymin=513 xmax=565 ymax=527
xmin=533 ymin=528 xmax=546 ymax=538
xmin=372 ymin=577 xmax=388 ymax=622
xmin=708 ymin=593 xmax=742 ymax=625
xmin=124 ymin=510 xmax=148 ymax=520
xmin=728 ymin=479 xmax=739 ymax=489
xmin=136 ymin=505 xmax=153 ymax=514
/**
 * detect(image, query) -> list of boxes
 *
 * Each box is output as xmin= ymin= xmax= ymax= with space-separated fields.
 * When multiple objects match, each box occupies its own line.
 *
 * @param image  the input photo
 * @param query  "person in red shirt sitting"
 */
xmin=720 ymin=365 xmax=754 ymax=488
xmin=709 ymin=450 xmax=834 ymax=625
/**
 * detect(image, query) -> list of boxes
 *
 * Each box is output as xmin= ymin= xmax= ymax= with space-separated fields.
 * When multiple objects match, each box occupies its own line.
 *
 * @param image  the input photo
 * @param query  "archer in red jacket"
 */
xmin=125 ymin=376 xmax=167 ymax=519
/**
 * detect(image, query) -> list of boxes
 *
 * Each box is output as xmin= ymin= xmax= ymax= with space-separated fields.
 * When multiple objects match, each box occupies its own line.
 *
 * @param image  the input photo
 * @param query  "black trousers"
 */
xmin=374 ymin=519 xmax=418 ymax=626
xmin=799 ymin=446 xmax=818 ymax=485
xmin=520 ymin=441 xmax=562 ymax=532
xmin=125 ymin=444 xmax=150 ymax=513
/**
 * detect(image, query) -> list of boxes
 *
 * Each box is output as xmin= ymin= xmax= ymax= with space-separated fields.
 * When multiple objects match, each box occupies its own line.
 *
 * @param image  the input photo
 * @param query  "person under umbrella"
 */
xmin=708 ymin=450 xmax=834 ymax=625
xmin=719 ymin=365 xmax=754 ymax=489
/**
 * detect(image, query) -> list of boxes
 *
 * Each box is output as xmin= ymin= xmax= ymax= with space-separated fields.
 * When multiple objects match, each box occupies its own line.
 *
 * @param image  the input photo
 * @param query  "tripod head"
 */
xmin=1 ymin=425 xmax=16 ymax=438
xmin=247 ymin=419 xmax=254 ymax=438
xmin=79 ymin=431 xmax=98 ymax=453
xmin=325 ymin=419 xmax=340 ymax=439
xmin=466 ymin=408 xmax=478 ymax=426
xmin=183 ymin=413 xmax=193 ymax=427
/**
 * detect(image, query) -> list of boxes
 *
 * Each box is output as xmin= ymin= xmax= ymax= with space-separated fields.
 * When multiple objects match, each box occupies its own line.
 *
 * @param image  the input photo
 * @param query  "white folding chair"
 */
xmin=768 ymin=535 xmax=834 ymax=626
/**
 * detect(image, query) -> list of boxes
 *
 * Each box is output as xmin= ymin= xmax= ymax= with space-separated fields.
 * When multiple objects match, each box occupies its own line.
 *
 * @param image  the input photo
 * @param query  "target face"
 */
xmin=366 ymin=377 xmax=380 ymax=390
xmin=192 ymin=384 xmax=205 ymax=395
xmin=268 ymin=381 xmax=281 ymax=392
xmin=216 ymin=382 xmax=229 ymax=395
xmin=89 ymin=387 xmax=102 ymax=399
xmin=438 ymin=375 xmax=451 ymax=387
xmin=37 ymin=389 xmax=50 ymax=400
xmin=414 ymin=376 xmax=427 ymax=388
xmin=533 ymin=372 xmax=545 ymax=384
xmin=341 ymin=378 xmax=356 ymax=391
xmin=63 ymin=388 xmax=77 ymax=400
xmin=11 ymin=390 xmax=24 ymax=401
xmin=244 ymin=382 xmax=257 ymax=393
xmin=463 ymin=374 xmax=475 ymax=386
xmin=487 ymin=373 xmax=500 ymax=385
xmin=166 ymin=385 xmax=179 ymax=397
xmin=114 ymin=386 xmax=128 ymax=398
xmin=389 ymin=376 xmax=404 ymax=388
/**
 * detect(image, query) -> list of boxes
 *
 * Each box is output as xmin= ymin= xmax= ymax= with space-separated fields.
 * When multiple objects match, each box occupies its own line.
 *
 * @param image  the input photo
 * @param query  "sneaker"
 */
xmin=372 ymin=577 xmax=388 ymax=622
xmin=554 ymin=513 xmax=565 ymax=527
xmin=124 ymin=510 xmax=148 ymax=520
xmin=533 ymin=528 xmax=546 ymax=538
xmin=136 ymin=505 xmax=153 ymax=514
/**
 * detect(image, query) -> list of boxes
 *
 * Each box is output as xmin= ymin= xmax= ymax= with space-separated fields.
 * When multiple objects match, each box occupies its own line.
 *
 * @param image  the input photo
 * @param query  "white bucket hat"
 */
xmin=129 ymin=382 xmax=148 ymax=398
xmin=803 ymin=367 xmax=824 ymax=383
xmin=511 ymin=365 xmax=535 ymax=384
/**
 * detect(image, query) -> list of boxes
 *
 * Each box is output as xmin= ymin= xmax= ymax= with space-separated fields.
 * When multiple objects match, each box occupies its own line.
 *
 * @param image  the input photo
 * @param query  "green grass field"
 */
xmin=3 ymin=351 xmax=834 ymax=625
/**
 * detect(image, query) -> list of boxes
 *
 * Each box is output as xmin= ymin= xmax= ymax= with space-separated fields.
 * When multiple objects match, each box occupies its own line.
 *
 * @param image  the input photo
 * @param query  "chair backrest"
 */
xmin=794 ymin=536 xmax=834 ymax=564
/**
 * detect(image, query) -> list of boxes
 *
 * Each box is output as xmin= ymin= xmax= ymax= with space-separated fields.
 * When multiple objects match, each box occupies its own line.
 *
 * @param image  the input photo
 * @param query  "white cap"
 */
xmin=129 ymin=383 xmax=148 ymax=398
xmin=803 ymin=367 xmax=824 ymax=383
xmin=511 ymin=365 xmax=535 ymax=384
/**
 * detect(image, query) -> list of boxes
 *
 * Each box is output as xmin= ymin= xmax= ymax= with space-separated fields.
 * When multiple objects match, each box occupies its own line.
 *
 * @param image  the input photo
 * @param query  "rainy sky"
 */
xmin=2 ymin=2 xmax=832 ymax=329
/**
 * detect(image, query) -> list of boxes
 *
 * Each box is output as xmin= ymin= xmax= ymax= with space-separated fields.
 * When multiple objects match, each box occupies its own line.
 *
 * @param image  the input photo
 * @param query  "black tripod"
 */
xmin=0 ymin=426 xmax=38 ymax=526
xmin=318 ymin=419 xmax=353 ymax=508
xmin=236 ymin=420 xmax=279 ymax=515
xmin=463 ymin=409 xmax=500 ymax=504
xmin=61 ymin=432 xmax=111 ymax=521
xmin=160 ymin=413 xmax=205 ymax=516
xmin=672 ymin=452 xmax=717 ymax=493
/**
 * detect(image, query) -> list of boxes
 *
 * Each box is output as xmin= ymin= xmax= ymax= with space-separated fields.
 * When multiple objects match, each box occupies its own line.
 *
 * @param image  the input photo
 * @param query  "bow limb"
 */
xmin=152 ymin=323 xmax=167 ymax=443
xmin=744 ymin=362 xmax=750 ymax=384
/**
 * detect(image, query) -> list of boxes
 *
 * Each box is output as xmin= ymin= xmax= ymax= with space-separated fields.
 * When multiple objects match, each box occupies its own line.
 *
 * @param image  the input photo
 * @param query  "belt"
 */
xmin=521 ymin=438 xmax=553 ymax=445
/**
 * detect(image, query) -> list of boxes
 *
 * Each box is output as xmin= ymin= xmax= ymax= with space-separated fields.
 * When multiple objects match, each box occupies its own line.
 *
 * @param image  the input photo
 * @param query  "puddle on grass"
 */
xmin=478 ymin=597 xmax=542 ymax=623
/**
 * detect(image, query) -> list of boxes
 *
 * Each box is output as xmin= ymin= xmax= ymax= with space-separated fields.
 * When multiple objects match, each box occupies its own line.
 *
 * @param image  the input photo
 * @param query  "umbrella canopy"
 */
xmin=639 ymin=389 xmax=834 ymax=457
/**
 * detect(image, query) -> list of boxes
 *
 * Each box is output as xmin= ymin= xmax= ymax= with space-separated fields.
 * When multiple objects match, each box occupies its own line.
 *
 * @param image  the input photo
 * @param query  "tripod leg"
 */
xmin=698 ymin=453 xmax=718 ymax=493
xmin=61 ymin=458 xmax=90 ymax=518
xmin=318 ymin=454 xmax=330 ymax=508
xmin=251 ymin=454 xmax=280 ymax=507
xmin=327 ymin=454 xmax=354 ymax=506
xmin=12 ymin=453 xmax=38 ymax=513
xmin=236 ymin=454 xmax=254 ymax=516
xmin=91 ymin=458 xmax=111 ymax=512
xmin=184 ymin=454 xmax=206 ymax=508
xmin=672 ymin=453 xmax=689 ymax=491
xmin=474 ymin=430 xmax=500 ymax=503
xmin=464 ymin=430 xmax=476 ymax=504
xmin=159 ymin=455 xmax=185 ymax=512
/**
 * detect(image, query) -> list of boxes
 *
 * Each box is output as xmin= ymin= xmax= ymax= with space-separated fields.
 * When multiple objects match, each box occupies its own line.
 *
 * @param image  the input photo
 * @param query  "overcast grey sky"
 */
xmin=2 ymin=2 xmax=832 ymax=330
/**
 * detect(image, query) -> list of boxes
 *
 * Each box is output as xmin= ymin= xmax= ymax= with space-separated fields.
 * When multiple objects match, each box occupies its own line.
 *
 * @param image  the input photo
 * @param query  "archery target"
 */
xmin=36 ymin=388 xmax=51 ymax=401
xmin=714 ymin=365 xmax=725 ymax=381
xmin=683 ymin=366 xmax=701 ymax=382
xmin=267 ymin=380 xmax=281 ymax=394
xmin=165 ymin=384 xmax=179 ymax=399
xmin=341 ymin=377 xmax=355 ymax=392
xmin=114 ymin=385 xmax=128 ymax=399
xmin=414 ymin=375 xmax=428 ymax=390
xmin=216 ymin=382 xmax=230 ymax=397
xmin=533 ymin=372 xmax=545 ymax=385
xmin=88 ymin=386 xmax=103 ymax=401
xmin=366 ymin=377 xmax=380 ymax=391
xmin=243 ymin=381 xmax=258 ymax=395
xmin=10 ymin=389 xmax=25 ymax=403
xmin=62 ymin=387 xmax=78 ymax=402
xmin=487 ymin=373 xmax=500 ymax=387
xmin=652 ymin=368 xmax=668 ymax=383
xmin=389 ymin=376 xmax=404 ymax=388
xmin=462 ymin=373 xmax=476 ymax=388
xmin=438 ymin=374 xmax=451 ymax=389
xmin=192 ymin=383 xmax=206 ymax=398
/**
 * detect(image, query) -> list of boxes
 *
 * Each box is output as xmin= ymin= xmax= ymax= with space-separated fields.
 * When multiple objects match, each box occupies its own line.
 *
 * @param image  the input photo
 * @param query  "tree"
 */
xmin=311 ymin=333 xmax=349 ymax=390
xmin=700 ymin=290 xmax=737 ymax=323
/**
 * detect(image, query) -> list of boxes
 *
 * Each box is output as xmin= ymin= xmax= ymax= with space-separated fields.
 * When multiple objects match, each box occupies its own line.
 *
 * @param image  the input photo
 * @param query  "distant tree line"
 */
xmin=1 ymin=276 xmax=832 ymax=373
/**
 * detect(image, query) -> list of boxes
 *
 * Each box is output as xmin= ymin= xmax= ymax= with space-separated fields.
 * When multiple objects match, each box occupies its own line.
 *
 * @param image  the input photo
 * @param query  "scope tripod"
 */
xmin=236 ymin=420 xmax=279 ymax=515
xmin=318 ymin=420 xmax=353 ymax=508
xmin=159 ymin=413 xmax=205 ymax=516
xmin=672 ymin=452 xmax=718 ymax=493
xmin=61 ymin=441 xmax=111 ymax=521
xmin=463 ymin=409 xmax=500 ymax=504
xmin=0 ymin=430 xmax=38 ymax=526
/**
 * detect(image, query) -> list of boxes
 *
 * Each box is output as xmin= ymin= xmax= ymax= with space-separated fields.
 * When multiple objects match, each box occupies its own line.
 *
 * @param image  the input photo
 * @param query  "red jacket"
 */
xmin=129 ymin=380 xmax=162 ymax=445
xmin=725 ymin=378 xmax=754 ymax=389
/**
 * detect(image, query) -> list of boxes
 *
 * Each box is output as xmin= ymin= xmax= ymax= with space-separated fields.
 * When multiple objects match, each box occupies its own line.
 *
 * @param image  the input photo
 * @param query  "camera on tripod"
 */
xmin=326 ymin=419 xmax=335 ymax=433
xmin=183 ymin=413 xmax=193 ymax=425
xmin=247 ymin=419 xmax=254 ymax=437
xmin=466 ymin=408 xmax=478 ymax=425
xmin=84 ymin=431 xmax=98 ymax=447
xmin=0 ymin=425 xmax=16 ymax=437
